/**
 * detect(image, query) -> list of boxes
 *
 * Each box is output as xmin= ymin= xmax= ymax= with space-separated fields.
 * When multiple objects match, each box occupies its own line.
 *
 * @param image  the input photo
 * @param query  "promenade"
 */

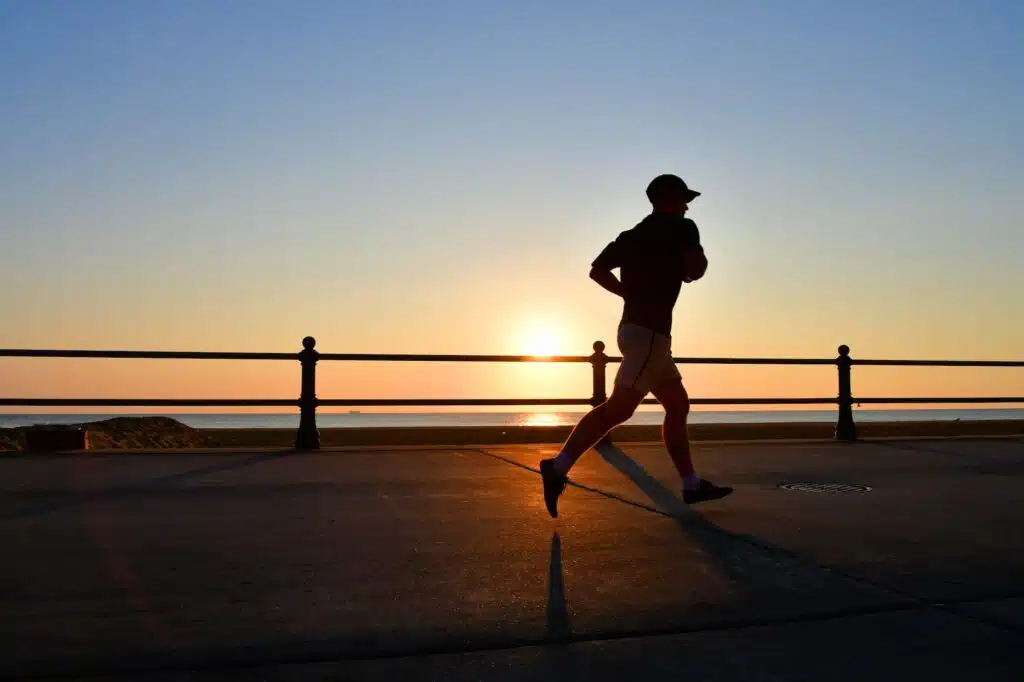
xmin=2 ymin=437 xmax=1022 ymax=680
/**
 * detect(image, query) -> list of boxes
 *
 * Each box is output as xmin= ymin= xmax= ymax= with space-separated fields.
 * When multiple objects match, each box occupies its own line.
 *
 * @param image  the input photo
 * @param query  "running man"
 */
xmin=540 ymin=174 xmax=733 ymax=517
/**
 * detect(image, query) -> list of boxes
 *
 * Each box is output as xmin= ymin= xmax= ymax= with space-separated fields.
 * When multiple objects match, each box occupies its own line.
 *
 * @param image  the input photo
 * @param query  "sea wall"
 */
xmin=3 ymin=417 xmax=1020 ymax=451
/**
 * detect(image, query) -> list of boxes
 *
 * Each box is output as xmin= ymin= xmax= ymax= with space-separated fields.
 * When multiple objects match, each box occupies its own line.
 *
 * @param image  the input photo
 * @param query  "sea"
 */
xmin=1 ymin=408 xmax=1022 ymax=430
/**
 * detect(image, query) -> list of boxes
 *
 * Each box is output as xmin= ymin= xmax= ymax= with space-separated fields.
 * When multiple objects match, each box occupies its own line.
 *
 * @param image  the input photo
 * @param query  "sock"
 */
xmin=552 ymin=451 xmax=573 ymax=476
xmin=683 ymin=474 xmax=701 ymax=491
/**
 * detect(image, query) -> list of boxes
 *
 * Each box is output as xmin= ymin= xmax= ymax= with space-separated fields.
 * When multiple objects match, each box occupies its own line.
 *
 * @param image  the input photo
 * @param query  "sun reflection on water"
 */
xmin=520 ymin=412 xmax=567 ymax=427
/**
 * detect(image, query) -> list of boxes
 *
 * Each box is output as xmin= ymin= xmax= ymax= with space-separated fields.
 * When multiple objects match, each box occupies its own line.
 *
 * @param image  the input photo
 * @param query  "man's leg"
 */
xmin=651 ymin=378 xmax=733 ymax=504
xmin=539 ymin=387 xmax=644 ymax=518
xmin=555 ymin=387 xmax=645 ymax=474
xmin=651 ymin=378 xmax=696 ymax=481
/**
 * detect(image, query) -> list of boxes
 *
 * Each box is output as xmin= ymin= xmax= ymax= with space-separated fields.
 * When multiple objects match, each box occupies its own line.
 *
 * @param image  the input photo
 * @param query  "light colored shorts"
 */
xmin=613 ymin=323 xmax=681 ymax=394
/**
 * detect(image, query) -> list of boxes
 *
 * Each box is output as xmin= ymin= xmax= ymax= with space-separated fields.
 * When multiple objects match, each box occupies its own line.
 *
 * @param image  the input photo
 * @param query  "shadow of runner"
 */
xmin=595 ymin=442 xmax=692 ymax=516
xmin=867 ymin=440 xmax=1024 ymax=474
xmin=1 ymin=450 xmax=293 ymax=522
xmin=593 ymin=442 xmax=896 ymax=604
xmin=465 ymin=443 xmax=908 ymax=616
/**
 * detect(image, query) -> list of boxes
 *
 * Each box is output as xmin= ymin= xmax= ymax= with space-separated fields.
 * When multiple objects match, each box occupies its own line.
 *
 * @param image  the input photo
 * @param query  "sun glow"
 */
xmin=523 ymin=327 xmax=563 ymax=358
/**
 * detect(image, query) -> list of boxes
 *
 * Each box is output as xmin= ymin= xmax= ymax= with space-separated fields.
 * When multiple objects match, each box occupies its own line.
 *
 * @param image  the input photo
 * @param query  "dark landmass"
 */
xmin=0 ymin=416 xmax=213 ymax=451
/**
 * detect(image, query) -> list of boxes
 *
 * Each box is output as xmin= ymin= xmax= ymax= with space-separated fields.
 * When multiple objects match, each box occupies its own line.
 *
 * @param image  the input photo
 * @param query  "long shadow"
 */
xmin=464 ymin=447 xmax=672 ymax=517
xmin=1 ymin=450 xmax=293 ymax=522
xmin=867 ymin=440 xmax=1024 ymax=474
xmin=467 ymin=442 xmax=852 ymax=586
xmin=467 ymin=443 xmax=911 ymax=604
xmin=592 ymin=442 xmax=908 ymax=602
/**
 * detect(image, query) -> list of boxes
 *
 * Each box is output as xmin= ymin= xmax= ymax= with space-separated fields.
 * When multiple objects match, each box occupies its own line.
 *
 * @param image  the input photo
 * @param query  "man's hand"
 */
xmin=681 ymin=245 xmax=708 ymax=283
xmin=589 ymin=267 xmax=624 ymax=297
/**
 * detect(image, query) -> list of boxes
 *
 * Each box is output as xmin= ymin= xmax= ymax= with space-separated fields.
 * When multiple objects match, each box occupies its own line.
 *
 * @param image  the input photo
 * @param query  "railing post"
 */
xmin=835 ymin=344 xmax=857 ymax=442
xmin=589 ymin=340 xmax=608 ymax=407
xmin=590 ymin=340 xmax=611 ymax=445
xmin=295 ymin=336 xmax=320 ymax=451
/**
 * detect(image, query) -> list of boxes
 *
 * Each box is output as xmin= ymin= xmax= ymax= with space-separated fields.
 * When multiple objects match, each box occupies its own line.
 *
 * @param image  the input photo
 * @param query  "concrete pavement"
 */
xmin=1 ymin=437 xmax=1022 ymax=680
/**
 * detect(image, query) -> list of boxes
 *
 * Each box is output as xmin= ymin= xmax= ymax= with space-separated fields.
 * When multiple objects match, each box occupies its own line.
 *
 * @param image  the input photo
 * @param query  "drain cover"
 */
xmin=778 ymin=482 xmax=871 ymax=493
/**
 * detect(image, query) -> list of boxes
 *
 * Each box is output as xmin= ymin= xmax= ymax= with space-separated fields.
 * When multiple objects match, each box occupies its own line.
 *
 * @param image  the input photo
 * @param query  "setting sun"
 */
xmin=523 ymin=328 xmax=562 ymax=357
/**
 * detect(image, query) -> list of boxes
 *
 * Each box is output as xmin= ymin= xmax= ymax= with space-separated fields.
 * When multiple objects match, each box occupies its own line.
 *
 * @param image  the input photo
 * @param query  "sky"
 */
xmin=1 ymin=0 xmax=1021 ymax=409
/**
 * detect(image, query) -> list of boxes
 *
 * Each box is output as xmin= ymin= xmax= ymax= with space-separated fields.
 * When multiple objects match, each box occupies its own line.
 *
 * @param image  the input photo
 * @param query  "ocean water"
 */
xmin=1 ymin=408 xmax=1021 ymax=430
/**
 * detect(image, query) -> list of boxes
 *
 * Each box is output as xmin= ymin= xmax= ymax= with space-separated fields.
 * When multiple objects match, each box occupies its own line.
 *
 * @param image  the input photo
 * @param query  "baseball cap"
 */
xmin=646 ymin=174 xmax=701 ymax=204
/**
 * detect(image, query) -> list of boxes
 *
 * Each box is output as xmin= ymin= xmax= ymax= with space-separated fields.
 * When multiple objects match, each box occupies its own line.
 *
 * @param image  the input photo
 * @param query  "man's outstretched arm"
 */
xmin=590 ymin=266 xmax=624 ymax=297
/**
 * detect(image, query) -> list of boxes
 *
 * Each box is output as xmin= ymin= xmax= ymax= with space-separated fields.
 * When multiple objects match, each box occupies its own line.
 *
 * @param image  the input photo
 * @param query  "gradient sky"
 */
xmin=1 ymin=0 xmax=1021 ymax=407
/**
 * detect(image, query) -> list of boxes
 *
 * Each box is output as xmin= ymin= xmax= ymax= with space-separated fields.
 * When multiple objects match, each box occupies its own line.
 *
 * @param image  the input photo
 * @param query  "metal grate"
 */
xmin=778 ymin=482 xmax=872 ymax=493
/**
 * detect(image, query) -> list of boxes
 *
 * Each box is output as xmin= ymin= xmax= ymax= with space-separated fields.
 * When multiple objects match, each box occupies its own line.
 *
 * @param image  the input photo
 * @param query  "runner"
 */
xmin=540 ymin=174 xmax=733 ymax=517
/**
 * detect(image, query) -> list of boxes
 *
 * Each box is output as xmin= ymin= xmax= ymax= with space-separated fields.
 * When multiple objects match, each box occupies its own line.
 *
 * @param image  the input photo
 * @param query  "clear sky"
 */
xmin=1 ymin=0 xmax=1021 ymax=407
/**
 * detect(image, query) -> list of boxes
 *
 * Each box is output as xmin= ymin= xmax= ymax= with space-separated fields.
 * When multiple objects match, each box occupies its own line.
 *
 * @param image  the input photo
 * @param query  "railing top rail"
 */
xmin=1 ymin=349 xmax=839 ymax=364
xmin=851 ymin=359 xmax=1024 ymax=367
xmin=853 ymin=396 xmax=1024 ymax=404
xmin=319 ymin=353 xmax=838 ymax=364
xmin=0 ymin=396 xmax=840 ymax=407
xmin=8 ymin=395 xmax=1024 ymax=405
xmin=0 ymin=349 xmax=295 ymax=361
xmin=2 ymin=348 xmax=1020 ymax=368
xmin=669 ymin=357 xmax=836 ymax=365
xmin=0 ymin=398 xmax=298 ymax=407
xmin=3 ymin=396 xmax=1020 ymax=408
xmin=317 ymin=353 xmax=594 ymax=363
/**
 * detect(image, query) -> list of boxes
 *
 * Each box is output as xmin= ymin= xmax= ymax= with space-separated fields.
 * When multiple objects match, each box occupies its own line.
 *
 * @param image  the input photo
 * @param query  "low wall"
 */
xmin=203 ymin=419 xmax=1024 ymax=448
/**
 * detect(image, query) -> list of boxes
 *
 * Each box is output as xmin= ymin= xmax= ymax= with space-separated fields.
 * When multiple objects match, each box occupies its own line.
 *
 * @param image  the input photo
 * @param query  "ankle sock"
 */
xmin=552 ymin=451 xmax=573 ymax=476
xmin=683 ymin=474 xmax=701 ymax=491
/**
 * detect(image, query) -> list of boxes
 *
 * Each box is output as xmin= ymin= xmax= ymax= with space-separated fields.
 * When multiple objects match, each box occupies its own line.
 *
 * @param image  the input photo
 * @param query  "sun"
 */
xmin=523 ymin=328 xmax=562 ymax=357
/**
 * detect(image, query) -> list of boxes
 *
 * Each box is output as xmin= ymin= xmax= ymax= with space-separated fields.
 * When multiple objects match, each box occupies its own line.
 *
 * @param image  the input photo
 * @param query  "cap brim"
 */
xmin=685 ymin=189 xmax=701 ymax=201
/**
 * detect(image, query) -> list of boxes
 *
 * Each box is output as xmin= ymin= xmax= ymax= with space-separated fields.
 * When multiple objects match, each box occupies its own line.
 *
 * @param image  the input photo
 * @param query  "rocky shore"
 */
xmin=0 ymin=416 xmax=213 ymax=451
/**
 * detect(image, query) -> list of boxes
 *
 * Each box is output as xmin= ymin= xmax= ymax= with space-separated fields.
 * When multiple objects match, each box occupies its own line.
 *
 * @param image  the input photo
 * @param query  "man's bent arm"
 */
xmin=590 ymin=267 xmax=624 ymax=297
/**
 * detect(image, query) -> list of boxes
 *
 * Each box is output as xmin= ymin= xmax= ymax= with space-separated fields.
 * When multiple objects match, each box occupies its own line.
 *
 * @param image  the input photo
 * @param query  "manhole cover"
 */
xmin=778 ymin=482 xmax=871 ymax=493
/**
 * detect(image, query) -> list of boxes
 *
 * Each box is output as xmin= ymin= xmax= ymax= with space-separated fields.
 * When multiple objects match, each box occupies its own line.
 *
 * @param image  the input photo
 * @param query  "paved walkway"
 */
xmin=2 ymin=438 xmax=1022 ymax=680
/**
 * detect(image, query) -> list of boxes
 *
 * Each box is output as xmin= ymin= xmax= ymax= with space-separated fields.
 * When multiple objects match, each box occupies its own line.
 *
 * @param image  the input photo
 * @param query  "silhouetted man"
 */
xmin=540 ymin=174 xmax=733 ymax=517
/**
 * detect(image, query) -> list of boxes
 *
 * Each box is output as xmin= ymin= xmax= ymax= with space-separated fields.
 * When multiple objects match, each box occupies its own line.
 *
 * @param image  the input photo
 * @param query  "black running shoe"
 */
xmin=540 ymin=458 xmax=568 ymax=518
xmin=683 ymin=479 xmax=733 ymax=505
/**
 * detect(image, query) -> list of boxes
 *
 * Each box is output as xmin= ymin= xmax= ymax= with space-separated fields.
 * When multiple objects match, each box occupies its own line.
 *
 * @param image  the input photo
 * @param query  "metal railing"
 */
xmin=1 ymin=338 xmax=1021 ymax=449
